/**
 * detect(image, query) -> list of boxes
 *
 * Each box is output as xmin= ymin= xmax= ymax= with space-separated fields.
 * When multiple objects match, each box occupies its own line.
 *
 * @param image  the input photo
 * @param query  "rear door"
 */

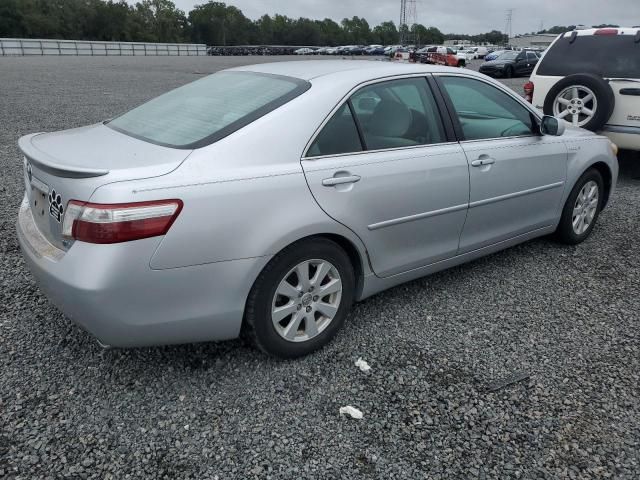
xmin=302 ymin=76 xmax=470 ymax=278
xmin=436 ymin=74 xmax=567 ymax=253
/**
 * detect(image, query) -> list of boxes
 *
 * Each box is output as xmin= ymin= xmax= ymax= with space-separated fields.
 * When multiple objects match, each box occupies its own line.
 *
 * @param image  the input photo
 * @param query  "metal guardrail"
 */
xmin=0 ymin=38 xmax=207 ymax=56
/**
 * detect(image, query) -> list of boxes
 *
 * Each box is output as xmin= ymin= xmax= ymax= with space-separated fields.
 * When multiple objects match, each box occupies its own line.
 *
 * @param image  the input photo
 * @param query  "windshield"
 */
xmin=497 ymin=51 xmax=518 ymax=60
xmin=537 ymin=34 xmax=640 ymax=78
xmin=107 ymin=71 xmax=310 ymax=149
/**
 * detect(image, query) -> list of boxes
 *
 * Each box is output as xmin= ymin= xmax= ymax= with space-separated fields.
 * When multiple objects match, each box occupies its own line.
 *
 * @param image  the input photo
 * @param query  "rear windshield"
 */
xmin=537 ymin=34 xmax=640 ymax=78
xmin=107 ymin=71 xmax=310 ymax=149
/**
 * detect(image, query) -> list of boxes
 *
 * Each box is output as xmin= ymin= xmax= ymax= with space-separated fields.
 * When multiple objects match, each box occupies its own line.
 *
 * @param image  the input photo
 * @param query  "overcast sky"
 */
xmin=166 ymin=0 xmax=637 ymax=35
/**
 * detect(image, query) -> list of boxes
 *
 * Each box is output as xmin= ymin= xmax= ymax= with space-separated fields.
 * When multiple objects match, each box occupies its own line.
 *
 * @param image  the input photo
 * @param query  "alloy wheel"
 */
xmin=572 ymin=180 xmax=599 ymax=235
xmin=553 ymin=85 xmax=598 ymax=127
xmin=271 ymin=259 xmax=342 ymax=342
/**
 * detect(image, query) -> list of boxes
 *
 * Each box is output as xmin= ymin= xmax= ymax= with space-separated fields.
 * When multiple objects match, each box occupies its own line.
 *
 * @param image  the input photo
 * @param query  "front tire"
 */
xmin=555 ymin=169 xmax=604 ymax=245
xmin=244 ymin=238 xmax=355 ymax=358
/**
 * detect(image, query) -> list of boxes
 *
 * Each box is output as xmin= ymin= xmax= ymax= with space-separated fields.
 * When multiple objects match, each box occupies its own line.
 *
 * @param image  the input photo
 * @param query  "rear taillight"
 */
xmin=524 ymin=81 xmax=534 ymax=103
xmin=62 ymin=199 xmax=183 ymax=244
xmin=594 ymin=28 xmax=618 ymax=35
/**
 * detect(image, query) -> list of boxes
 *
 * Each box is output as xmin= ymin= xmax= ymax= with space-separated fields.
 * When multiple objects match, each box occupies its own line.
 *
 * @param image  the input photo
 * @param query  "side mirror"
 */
xmin=540 ymin=115 xmax=566 ymax=136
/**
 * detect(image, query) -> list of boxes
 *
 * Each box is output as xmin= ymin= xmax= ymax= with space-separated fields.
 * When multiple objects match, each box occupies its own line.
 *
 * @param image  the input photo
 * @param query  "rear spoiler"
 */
xmin=18 ymin=133 xmax=109 ymax=179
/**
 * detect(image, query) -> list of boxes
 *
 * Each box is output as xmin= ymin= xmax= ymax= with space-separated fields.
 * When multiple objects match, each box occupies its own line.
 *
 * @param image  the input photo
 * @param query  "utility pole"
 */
xmin=399 ymin=0 xmax=407 ymax=44
xmin=505 ymin=9 xmax=513 ymax=44
xmin=399 ymin=0 xmax=417 ymax=45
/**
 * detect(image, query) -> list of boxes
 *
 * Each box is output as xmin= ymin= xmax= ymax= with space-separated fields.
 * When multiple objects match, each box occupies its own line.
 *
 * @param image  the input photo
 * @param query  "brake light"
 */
xmin=594 ymin=28 xmax=618 ymax=36
xmin=524 ymin=81 xmax=534 ymax=103
xmin=62 ymin=199 xmax=183 ymax=244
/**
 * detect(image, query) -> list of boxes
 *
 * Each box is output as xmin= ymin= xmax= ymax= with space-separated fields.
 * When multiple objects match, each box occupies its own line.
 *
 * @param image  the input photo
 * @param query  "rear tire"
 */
xmin=243 ymin=238 xmax=355 ymax=358
xmin=555 ymin=169 xmax=604 ymax=245
xmin=504 ymin=66 xmax=514 ymax=78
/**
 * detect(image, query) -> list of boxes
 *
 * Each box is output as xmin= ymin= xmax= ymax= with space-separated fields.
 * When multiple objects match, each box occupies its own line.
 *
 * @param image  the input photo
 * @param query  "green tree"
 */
xmin=372 ymin=21 xmax=397 ymax=45
xmin=423 ymin=26 xmax=444 ymax=45
xmin=341 ymin=16 xmax=371 ymax=44
xmin=188 ymin=2 xmax=251 ymax=45
xmin=317 ymin=18 xmax=343 ymax=46
xmin=133 ymin=0 xmax=187 ymax=43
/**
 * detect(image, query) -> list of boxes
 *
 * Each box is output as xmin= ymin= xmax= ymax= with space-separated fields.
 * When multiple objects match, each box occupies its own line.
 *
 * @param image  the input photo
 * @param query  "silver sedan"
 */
xmin=17 ymin=61 xmax=618 ymax=358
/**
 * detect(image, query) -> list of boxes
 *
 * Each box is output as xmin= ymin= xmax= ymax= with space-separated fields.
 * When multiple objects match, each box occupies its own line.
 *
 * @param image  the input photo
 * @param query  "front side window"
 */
xmin=108 ymin=71 xmax=309 ymax=149
xmin=439 ymin=76 xmax=535 ymax=141
xmin=350 ymin=78 xmax=446 ymax=150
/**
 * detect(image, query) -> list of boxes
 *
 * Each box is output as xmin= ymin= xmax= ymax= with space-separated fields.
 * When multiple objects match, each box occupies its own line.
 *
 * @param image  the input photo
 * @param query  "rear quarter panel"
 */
xmin=88 ymin=77 xmax=372 ymax=272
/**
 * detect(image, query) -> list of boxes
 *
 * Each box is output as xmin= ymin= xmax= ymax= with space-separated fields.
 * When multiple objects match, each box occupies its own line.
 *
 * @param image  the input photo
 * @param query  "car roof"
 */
xmin=571 ymin=27 xmax=640 ymax=36
xmin=228 ymin=60 xmax=474 ymax=82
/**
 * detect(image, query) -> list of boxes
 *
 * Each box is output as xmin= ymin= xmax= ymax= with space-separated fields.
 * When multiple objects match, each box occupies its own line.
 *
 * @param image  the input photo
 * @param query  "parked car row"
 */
xmin=207 ymin=46 xmax=301 ymax=56
xmin=206 ymin=44 xmax=502 ymax=58
xmin=295 ymin=45 xmax=389 ymax=55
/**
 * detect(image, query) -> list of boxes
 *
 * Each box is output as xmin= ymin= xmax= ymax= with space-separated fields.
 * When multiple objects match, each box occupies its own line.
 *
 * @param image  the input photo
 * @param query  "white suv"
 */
xmin=527 ymin=27 xmax=640 ymax=154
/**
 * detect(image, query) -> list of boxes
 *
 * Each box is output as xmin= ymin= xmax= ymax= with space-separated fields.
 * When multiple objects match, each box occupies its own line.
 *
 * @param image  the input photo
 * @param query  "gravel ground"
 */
xmin=1 ymin=56 xmax=639 ymax=480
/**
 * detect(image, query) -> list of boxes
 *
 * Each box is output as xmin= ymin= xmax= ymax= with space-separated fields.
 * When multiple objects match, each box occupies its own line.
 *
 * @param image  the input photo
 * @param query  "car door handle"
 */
xmin=471 ymin=157 xmax=495 ymax=167
xmin=620 ymin=88 xmax=640 ymax=96
xmin=322 ymin=175 xmax=361 ymax=186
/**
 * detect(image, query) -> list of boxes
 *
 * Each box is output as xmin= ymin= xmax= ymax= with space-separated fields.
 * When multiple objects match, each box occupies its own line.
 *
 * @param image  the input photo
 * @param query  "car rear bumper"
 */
xmin=17 ymin=195 xmax=270 ymax=348
xmin=600 ymin=125 xmax=640 ymax=151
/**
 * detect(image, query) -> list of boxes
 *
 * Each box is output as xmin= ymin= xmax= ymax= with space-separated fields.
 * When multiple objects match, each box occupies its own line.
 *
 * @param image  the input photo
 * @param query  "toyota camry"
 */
xmin=17 ymin=60 xmax=618 ymax=358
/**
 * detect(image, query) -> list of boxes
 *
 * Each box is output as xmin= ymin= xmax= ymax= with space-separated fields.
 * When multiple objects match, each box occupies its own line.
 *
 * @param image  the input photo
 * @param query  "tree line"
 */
xmin=0 ymin=0 xmax=509 ymax=46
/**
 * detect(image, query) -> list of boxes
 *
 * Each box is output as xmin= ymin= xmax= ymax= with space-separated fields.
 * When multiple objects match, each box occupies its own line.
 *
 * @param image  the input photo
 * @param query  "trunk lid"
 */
xmin=19 ymin=124 xmax=191 ymax=250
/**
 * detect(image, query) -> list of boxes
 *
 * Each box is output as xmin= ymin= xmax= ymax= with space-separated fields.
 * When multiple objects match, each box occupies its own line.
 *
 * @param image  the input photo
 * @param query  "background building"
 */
xmin=509 ymin=33 xmax=558 ymax=49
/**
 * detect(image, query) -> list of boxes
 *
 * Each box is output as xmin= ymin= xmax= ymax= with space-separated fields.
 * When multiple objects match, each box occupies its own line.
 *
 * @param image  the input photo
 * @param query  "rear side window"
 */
xmin=350 ymin=78 xmax=446 ymax=150
xmin=538 ymin=35 xmax=640 ymax=78
xmin=307 ymin=77 xmax=446 ymax=157
xmin=306 ymin=104 xmax=363 ymax=157
xmin=108 ymin=71 xmax=310 ymax=149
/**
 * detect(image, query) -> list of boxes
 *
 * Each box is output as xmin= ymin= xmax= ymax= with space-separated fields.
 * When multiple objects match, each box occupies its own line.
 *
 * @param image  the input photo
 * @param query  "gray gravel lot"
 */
xmin=1 ymin=55 xmax=639 ymax=479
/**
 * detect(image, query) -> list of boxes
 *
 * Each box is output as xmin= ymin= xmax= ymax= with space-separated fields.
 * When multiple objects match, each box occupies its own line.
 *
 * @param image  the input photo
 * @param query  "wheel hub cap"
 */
xmin=301 ymin=293 xmax=313 ymax=307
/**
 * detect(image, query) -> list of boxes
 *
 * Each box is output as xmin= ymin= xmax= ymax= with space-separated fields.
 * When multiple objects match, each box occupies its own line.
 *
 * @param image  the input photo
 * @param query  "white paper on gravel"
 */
xmin=355 ymin=358 xmax=371 ymax=372
xmin=339 ymin=406 xmax=364 ymax=419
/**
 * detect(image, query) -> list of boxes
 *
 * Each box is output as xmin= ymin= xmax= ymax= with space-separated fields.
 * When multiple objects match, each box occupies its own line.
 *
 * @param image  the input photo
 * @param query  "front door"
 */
xmin=302 ymin=76 xmax=470 ymax=277
xmin=437 ymin=75 xmax=568 ymax=253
